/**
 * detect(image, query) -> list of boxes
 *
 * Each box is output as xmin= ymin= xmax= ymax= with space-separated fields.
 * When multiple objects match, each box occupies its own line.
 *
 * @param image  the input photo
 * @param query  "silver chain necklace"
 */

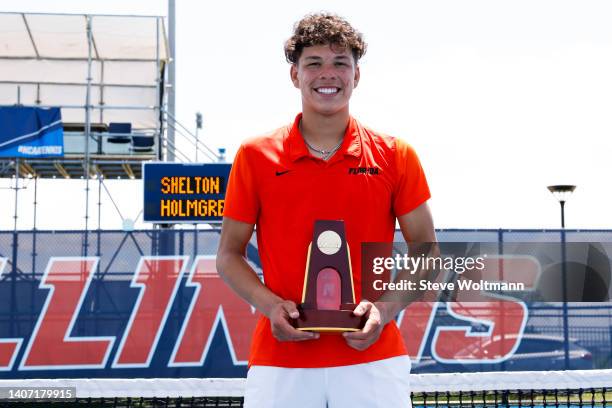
xmin=303 ymin=137 xmax=343 ymax=161
xmin=300 ymin=120 xmax=344 ymax=161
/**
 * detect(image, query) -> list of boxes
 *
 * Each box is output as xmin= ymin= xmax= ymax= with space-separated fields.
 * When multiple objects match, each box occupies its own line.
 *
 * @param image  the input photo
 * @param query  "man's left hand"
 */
xmin=343 ymin=301 xmax=388 ymax=351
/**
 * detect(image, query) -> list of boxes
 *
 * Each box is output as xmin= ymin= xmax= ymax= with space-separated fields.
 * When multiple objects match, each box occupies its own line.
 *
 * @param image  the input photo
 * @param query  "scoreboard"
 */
xmin=143 ymin=162 xmax=231 ymax=223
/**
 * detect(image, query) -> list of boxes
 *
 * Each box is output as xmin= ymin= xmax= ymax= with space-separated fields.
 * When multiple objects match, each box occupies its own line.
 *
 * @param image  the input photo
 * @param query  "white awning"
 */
xmin=0 ymin=12 xmax=168 ymax=130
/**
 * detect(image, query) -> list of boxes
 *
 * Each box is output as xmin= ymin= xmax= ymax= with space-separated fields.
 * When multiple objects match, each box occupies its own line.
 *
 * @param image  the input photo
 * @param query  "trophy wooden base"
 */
xmin=293 ymin=305 xmax=367 ymax=332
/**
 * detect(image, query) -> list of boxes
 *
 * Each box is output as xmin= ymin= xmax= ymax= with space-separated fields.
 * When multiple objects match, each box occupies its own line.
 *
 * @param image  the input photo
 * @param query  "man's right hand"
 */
xmin=217 ymin=218 xmax=318 ymax=342
xmin=269 ymin=300 xmax=320 ymax=342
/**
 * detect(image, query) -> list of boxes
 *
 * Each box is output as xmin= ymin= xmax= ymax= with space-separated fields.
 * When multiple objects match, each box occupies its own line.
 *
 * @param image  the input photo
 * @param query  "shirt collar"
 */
xmin=286 ymin=113 xmax=362 ymax=162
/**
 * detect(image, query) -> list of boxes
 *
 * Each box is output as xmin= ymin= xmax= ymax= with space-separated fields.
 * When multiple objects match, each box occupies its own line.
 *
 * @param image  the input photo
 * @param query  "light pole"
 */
xmin=195 ymin=112 xmax=202 ymax=162
xmin=547 ymin=185 xmax=576 ymax=228
xmin=546 ymin=184 xmax=576 ymax=369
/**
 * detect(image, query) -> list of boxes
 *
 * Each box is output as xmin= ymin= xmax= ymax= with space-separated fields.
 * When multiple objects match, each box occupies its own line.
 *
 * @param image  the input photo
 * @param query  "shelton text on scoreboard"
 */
xmin=143 ymin=163 xmax=231 ymax=223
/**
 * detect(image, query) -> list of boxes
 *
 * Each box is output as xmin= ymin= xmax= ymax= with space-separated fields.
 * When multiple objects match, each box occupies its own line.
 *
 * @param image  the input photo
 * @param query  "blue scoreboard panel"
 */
xmin=143 ymin=162 xmax=231 ymax=223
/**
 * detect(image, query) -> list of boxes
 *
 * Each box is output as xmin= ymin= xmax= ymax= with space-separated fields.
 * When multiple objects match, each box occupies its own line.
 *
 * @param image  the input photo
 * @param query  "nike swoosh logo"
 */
xmin=275 ymin=170 xmax=291 ymax=176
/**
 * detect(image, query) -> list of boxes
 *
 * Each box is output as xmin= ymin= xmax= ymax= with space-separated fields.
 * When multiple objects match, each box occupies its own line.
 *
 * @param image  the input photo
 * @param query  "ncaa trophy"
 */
xmin=293 ymin=220 xmax=366 ymax=332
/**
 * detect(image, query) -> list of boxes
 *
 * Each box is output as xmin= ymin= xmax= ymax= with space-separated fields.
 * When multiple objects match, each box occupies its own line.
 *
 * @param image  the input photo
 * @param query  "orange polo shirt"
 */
xmin=223 ymin=113 xmax=431 ymax=368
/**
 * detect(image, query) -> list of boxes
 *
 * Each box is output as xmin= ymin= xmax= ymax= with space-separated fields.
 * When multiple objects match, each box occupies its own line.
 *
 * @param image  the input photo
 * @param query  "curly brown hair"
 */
xmin=284 ymin=13 xmax=367 ymax=65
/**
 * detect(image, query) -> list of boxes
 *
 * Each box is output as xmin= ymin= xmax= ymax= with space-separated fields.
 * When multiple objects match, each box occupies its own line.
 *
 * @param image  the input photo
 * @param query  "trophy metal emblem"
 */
xmin=293 ymin=220 xmax=366 ymax=332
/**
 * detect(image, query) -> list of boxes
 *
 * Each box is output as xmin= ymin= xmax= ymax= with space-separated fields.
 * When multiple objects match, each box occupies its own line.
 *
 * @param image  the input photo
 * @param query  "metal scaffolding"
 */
xmin=0 ymin=12 xmax=169 ymax=233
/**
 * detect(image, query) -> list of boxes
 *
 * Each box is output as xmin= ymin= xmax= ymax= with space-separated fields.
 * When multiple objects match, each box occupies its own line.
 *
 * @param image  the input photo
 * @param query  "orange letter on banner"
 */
xmin=20 ymin=258 xmax=114 ymax=369
xmin=0 ymin=340 xmax=20 ymax=371
xmin=396 ymin=302 xmax=438 ymax=361
xmin=0 ymin=258 xmax=22 ymax=371
xmin=112 ymin=256 xmax=187 ymax=368
xmin=169 ymin=256 xmax=259 ymax=366
xmin=432 ymin=256 xmax=539 ymax=363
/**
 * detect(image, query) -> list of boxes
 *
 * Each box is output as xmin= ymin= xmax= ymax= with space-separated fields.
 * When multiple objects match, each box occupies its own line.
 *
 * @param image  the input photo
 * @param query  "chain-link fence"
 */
xmin=0 ymin=229 xmax=610 ymax=378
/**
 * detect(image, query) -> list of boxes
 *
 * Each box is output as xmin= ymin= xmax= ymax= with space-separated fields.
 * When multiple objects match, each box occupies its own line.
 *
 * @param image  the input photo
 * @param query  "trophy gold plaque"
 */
xmin=293 ymin=220 xmax=366 ymax=332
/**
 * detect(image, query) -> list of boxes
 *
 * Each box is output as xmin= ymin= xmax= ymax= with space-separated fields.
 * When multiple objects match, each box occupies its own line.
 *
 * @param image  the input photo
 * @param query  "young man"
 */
xmin=217 ymin=13 xmax=436 ymax=407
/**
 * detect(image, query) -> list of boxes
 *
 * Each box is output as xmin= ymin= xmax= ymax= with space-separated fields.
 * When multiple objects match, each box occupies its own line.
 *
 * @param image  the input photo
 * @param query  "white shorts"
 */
xmin=244 ymin=355 xmax=412 ymax=408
